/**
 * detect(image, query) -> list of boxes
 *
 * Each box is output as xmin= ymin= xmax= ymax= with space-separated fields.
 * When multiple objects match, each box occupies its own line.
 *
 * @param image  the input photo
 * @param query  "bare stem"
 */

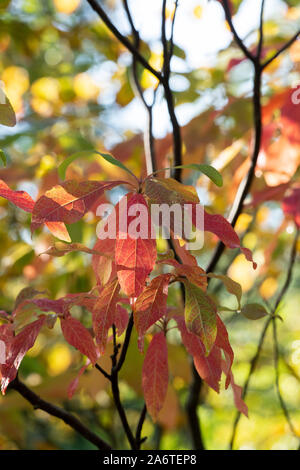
xmin=9 ymin=375 xmax=111 ymax=450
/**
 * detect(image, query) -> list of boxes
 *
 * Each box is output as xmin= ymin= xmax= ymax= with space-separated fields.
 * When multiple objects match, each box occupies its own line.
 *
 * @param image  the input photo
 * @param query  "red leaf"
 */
xmin=175 ymin=315 xmax=222 ymax=393
xmin=134 ymin=274 xmax=171 ymax=351
xmin=114 ymin=304 xmax=129 ymax=337
xmin=60 ymin=316 xmax=97 ymax=365
xmin=202 ymin=210 xmax=257 ymax=269
xmin=142 ymin=332 xmax=168 ymax=421
xmin=0 ymin=179 xmax=35 ymax=213
xmin=1 ymin=317 xmax=46 ymax=394
xmin=250 ymin=183 xmax=290 ymax=208
xmin=115 ymin=193 xmax=156 ymax=297
xmin=171 ymin=238 xmax=198 ymax=266
xmin=215 ymin=316 xmax=234 ymax=388
xmin=92 ymin=237 xmax=116 ymax=286
xmin=92 ymin=280 xmax=120 ymax=354
xmin=221 ymin=360 xmax=248 ymax=417
xmin=145 ymin=177 xmax=255 ymax=268
xmin=282 ymin=187 xmax=300 ymax=228
xmin=31 ymin=180 xmax=123 ymax=237
xmin=68 ymin=360 xmax=91 ymax=399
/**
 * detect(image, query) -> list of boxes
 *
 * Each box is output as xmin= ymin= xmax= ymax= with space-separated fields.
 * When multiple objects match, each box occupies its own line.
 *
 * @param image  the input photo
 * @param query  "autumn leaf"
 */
xmin=175 ymin=315 xmax=222 ymax=393
xmin=114 ymin=304 xmax=129 ymax=337
xmin=0 ymin=179 xmax=35 ymax=212
xmin=92 ymin=237 xmax=117 ymax=286
xmin=145 ymin=177 xmax=199 ymax=206
xmin=115 ymin=193 xmax=156 ymax=297
xmin=0 ymin=93 xmax=16 ymax=127
xmin=42 ymin=242 xmax=110 ymax=258
xmin=60 ymin=316 xmax=97 ymax=365
xmin=142 ymin=332 xmax=169 ymax=421
xmin=144 ymin=176 xmax=256 ymax=268
xmin=207 ymin=273 xmax=242 ymax=309
xmin=221 ymin=359 xmax=248 ymax=417
xmin=92 ymin=279 xmax=120 ymax=353
xmin=68 ymin=360 xmax=91 ymax=399
xmin=134 ymin=274 xmax=171 ymax=351
xmin=183 ymin=280 xmax=217 ymax=354
xmin=31 ymin=180 xmax=123 ymax=239
xmin=1 ymin=316 xmax=46 ymax=394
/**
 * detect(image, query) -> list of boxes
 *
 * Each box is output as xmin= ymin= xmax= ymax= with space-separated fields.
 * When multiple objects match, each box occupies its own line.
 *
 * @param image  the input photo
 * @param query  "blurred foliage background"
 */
xmin=0 ymin=0 xmax=299 ymax=450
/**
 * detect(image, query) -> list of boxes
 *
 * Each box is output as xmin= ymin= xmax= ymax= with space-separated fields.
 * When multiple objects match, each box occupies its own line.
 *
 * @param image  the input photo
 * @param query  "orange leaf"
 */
xmin=92 ymin=279 xmax=120 ymax=354
xmin=0 ymin=178 xmax=35 ymax=212
xmin=134 ymin=274 xmax=171 ymax=351
xmin=31 ymin=180 xmax=123 ymax=236
xmin=115 ymin=193 xmax=156 ymax=297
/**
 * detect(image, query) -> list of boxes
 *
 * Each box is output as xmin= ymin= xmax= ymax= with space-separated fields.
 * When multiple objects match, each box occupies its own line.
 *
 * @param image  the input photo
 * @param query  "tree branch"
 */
xmin=122 ymin=0 xmax=157 ymax=175
xmin=135 ymin=404 xmax=147 ymax=449
xmin=86 ymin=0 xmax=162 ymax=81
xmin=262 ymin=29 xmax=300 ymax=69
xmin=230 ymin=227 xmax=299 ymax=448
xmin=221 ymin=0 xmax=255 ymax=63
xmin=185 ymin=362 xmax=205 ymax=450
xmin=271 ymin=227 xmax=300 ymax=441
xmin=9 ymin=375 xmax=111 ymax=450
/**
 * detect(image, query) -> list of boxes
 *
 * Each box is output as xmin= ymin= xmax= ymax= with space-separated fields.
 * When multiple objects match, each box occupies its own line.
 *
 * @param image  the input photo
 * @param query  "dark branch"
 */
xmin=257 ymin=0 xmax=265 ymax=59
xmin=185 ymin=363 xmax=205 ymax=450
xmin=221 ymin=0 xmax=255 ymax=63
xmin=86 ymin=0 xmax=162 ymax=81
xmin=9 ymin=375 xmax=111 ymax=450
xmin=262 ymin=29 xmax=300 ymax=69
xmin=122 ymin=0 xmax=157 ymax=174
xmin=136 ymin=404 xmax=147 ymax=449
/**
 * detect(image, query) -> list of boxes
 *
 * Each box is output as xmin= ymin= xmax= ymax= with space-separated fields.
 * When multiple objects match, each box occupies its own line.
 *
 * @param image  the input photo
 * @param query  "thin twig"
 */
xmin=122 ymin=0 xmax=157 ymax=174
xmin=86 ymin=0 xmax=162 ymax=81
xmin=257 ymin=0 xmax=265 ymax=59
xmin=271 ymin=227 xmax=299 ymax=441
xmin=230 ymin=227 xmax=299 ymax=448
xmin=221 ymin=0 xmax=255 ymax=63
xmin=230 ymin=316 xmax=272 ymax=448
xmin=135 ymin=404 xmax=147 ymax=449
xmin=262 ymin=29 xmax=300 ymax=69
xmin=9 ymin=376 xmax=111 ymax=450
xmin=185 ymin=362 xmax=205 ymax=450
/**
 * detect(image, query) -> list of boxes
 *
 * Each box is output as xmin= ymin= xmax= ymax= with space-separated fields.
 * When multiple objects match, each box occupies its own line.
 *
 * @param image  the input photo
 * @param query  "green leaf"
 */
xmin=58 ymin=151 xmax=95 ymax=180
xmin=151 ymin=164 xmax=223 ymax=187
xmin=207 ymin=273 xmax=242 ymax=309
xmin=58 ymin=150 xmax=137 ymax=181
xmin=184 ymin=280 xmax=217 ymax=355
xmin=0 ymin=94 xmax=16 ymax=127
xmin=0 ymin=149 xmax=7 ymax=167
xmin=98 ymin=152 xmax=138 ymax=181
xmin=241 ymin=303 xmax=268 ymax=320
xmin=175 ymin=164 xmax=223 ymax=187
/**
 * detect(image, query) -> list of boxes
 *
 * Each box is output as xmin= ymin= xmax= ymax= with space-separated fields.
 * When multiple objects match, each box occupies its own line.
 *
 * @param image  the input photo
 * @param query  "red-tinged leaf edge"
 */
xmin=60 ymin=316 xmax=97 ymax=365
xmin=0 ymin=179 xmax=35 ymax=213
xmin=142 ymin=332 xmax=169 ymax=421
